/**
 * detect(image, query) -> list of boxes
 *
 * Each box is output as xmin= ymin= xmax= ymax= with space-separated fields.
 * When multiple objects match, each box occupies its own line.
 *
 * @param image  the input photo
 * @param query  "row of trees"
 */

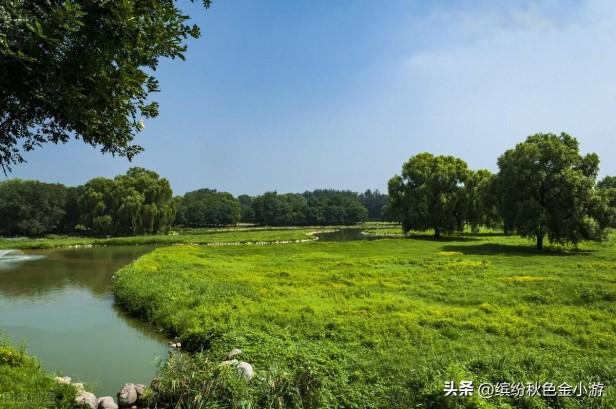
xmin=0 ymin=168 xmax=175 ymax=236
xmin=6 ymin=132 xmax=611 ymax=247
xmin=0 ymin=174 xmax=389 ymax=235
xmin=174 ymin=189 xmax=389 ymax=227
xmin=0 ymin=180 xmax=74 ymax=236
xmin=388 ymin=133 xmax=616 ymax=249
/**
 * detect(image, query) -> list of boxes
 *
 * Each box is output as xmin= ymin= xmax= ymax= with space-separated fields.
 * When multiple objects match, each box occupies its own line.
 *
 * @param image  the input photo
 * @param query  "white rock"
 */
xmin=134 ymin=383 xmax=146 ymax=400
xmin=226 ymin=348 xmax=242 ymax=360
xmin=236 ymin=361 xmax=254 ymax=381
xmin=75 ymin=391 xmax=97 ymax=409
xmin=55 ymin=376 xmax=71 ymax=385
xmin=117 ymin=383 xmax=138 ymax=407
xmin=97 ymin=396 xmax=118 ymax=409
xmin=72 ymin=382 xmax=85 ymax=392
xmin=220 ymin=359 xmax=238 ymax=366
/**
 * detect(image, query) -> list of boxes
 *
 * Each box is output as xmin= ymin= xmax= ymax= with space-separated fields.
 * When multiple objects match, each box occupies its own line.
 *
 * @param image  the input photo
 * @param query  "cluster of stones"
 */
xmin=58 ymin=347 xmax=254 ymax=408
xmin=220 ymin=348 xmax=254 ymax=381
xmin=55 ymin=376 xmax=145 ymax=409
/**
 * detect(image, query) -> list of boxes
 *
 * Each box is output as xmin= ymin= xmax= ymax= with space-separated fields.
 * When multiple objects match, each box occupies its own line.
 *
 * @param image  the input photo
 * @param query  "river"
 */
xmin=0 ymin=246 xmax=169 ymax=398
xmin=0 ymin=229 xmax=375 ymax=398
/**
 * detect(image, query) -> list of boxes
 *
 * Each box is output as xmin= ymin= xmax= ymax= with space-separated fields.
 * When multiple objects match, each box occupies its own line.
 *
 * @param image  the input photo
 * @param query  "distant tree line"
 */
xmin=0 ymin=172 xmax=389 ymax=236
xmin=174 ymin=189 xmax=389 ymax=227
xmin=388 ymin=133 xmax=616 ymax=249
xmin=4 ymin=132 xmax=613 ymax=247
xmin=0 ymin=168 xmax=175 ymax=236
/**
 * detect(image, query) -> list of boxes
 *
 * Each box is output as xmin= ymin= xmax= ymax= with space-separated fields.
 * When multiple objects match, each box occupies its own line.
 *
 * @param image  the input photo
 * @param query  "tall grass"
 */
xmin=113 ymin=233 xmax=616 ymax=408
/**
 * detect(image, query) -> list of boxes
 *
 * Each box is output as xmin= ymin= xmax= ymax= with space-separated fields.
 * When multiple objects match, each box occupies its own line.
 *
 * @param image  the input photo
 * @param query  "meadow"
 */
xmin=113 ymin=232 xmax=616 ymax=408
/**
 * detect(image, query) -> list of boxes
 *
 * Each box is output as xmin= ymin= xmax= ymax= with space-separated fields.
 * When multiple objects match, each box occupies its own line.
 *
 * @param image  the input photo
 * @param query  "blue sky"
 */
xmin=4 ymin=0 xmax=616 ymax=195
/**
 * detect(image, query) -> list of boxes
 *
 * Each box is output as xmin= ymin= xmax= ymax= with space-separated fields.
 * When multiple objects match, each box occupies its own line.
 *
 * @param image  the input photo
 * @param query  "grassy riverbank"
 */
xmin=0 ymin=339 xmax=76 ymax=408
xmin=0 ymin=226 xmax=331 ymax=250
xmin=113 ymin=233 xmax=616 ymax=408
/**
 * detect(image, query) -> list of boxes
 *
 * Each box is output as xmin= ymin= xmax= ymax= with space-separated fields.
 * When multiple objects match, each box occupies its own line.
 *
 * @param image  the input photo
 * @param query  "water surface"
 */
xmin=0 ymin=247 xmax=169 ymax=397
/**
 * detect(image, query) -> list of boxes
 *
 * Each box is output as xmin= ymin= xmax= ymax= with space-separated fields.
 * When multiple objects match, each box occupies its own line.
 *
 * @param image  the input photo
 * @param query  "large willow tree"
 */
xmin=78 ymin=167 xmax=175 ymax=235
xmin=496 ymin=133 xmax=608 ymax=249
xmin=388 ymin=153 xmax=470 ymax=238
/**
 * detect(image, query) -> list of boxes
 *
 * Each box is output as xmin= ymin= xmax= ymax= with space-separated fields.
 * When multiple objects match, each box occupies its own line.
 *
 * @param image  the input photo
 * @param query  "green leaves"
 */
xmin=388 ymin=153 xmax=471 ymax=237
xmin=0 ymin=0 xmax=208 ymax=172
xmin=0 ymin=179 xmax=71 ymax=236
xmin=176 ymin=189 xmax=242 ymax=227
xmin=78 ymin=167 xmax=175 ymax=236
xmin=495 ymin=133 xmax=606 ymax=249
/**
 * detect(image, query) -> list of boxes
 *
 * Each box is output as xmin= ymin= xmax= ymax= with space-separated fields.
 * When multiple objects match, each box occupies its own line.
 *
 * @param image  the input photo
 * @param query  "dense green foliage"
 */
xmin=0 ymin=179 xmax=72 ymax=236
xmin=0 ymin=177 xmax=381 ymax=236
xmin=0 ymin=167 xmax=175 ymax=237
xmin=251 ymin=192 xmax=309 ymax=225
xmin=113 ymin=234 xmax=616 ymax=408
xmin=496 ymin=133 xmax=608 ymax=249
xmin=304 ymin=189 xmax=368 ymax=225
xmin=78 ymin=167 xmax=175 ymax=236
xmin=464 ymin=169 xmax=500 ymax=232
xmin=358 ymin=189 xmax=389 ymax=221
xmin=596 ymin=176 xmax=616 ymax=228
xmin=0 ymin=338 xmax=76 ymax=408
xmin=175 ymin=189 xmax=241 ymax=226
xmin=387 ymin=135 xmax=615 ymax=248
xmin=597 ymin=176 xmax=616 ymax=190
xmin=238 ymin=194 xmax=256 ymax=223
xmin=250 ymin=190 xmax=368 ymax=226
xmin=0 ymin=0 xmax=209 ymax=171
xmin=388 ymin=153 xmax=471 ymax=237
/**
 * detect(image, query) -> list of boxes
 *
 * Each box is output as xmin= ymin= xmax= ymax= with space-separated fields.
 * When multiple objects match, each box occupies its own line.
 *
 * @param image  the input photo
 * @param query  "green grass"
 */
xmin=0 ymin=339 xmax=76 ymax=409
xmin=0 ymin=226 xmax=330 ymax=250
xmin=113 ymin=233 xmax=616 ymax=408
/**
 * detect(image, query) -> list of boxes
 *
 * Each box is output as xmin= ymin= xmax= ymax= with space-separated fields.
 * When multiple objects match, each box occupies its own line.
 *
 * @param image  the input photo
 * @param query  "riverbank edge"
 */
xmin=0 ymin=339 xmax=78 ymax=408
xmin=0 ymin=227 xmax=341 ymax=250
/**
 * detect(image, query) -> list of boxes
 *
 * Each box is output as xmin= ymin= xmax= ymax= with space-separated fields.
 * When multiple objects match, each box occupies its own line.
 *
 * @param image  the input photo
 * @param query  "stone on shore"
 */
xmin=97 ymin=396 xmax=118 ymax=409
xmin=134 ymin=383 xmax=146 ymax=401
xmin=75 ymin=391 xmax=97 ymax=409
xmin=55 ymin=376 xmax=71 ymax=385
xmin=73 ymin=382 xmax=85 ymax=392
xmin=226 ymin=348 xmax=242 ymax=360
xmin=117 ymin=383 xmax=138 ymax=407
xmin=236 ymin=361 xmax=254 ymax=381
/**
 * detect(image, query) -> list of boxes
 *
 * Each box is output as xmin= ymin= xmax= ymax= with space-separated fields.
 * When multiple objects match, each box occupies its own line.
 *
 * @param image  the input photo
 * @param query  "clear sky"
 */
xmin=4 ymin=0 xmax=616 ymax=195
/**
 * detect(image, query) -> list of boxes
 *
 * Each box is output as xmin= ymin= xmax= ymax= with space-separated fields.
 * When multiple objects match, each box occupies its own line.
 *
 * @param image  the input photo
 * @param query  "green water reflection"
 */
xmin=0 ymin=246 xmax=170 ymax=398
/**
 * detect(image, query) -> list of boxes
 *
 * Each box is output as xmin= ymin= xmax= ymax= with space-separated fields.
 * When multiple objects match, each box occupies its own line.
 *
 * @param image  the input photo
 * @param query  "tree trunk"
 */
xmin=536 ymin=233 xmax=544 ymax=250
xmin=434 ymin=227 xmax=441 ymax=239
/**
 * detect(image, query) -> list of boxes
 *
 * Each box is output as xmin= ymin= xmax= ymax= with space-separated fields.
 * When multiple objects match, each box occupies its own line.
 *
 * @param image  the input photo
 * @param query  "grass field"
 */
xmin=0 ymin=339 xmax=76 ymax=409
xmin=0 ymin=226 xmax=330 ymax=250
xmin=113 ymin=233 xmax=616 ymax=408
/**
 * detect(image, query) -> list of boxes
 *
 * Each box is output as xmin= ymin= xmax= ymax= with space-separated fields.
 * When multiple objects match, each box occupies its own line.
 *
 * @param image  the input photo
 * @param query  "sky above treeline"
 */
xmin=4 ymin=0 xmax=616 ymax=195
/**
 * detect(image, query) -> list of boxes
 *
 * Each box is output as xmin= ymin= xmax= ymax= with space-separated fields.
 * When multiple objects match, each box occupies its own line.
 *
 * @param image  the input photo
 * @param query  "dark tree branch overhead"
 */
xmin=0 ymin=0 xmax=210 ymax=173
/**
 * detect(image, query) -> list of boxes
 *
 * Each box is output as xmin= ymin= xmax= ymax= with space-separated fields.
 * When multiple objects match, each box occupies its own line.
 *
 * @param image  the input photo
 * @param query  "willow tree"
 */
xmin=388 ymin=153 xmax=470 ymax=238
xmin=78 ymin=168 xmax=174 ymax=235
xmin=496 ymin=133 xmax=607 ymax=250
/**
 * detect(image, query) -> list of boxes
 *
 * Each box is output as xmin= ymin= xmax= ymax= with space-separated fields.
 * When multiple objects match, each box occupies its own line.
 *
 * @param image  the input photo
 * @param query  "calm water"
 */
xmin=0 ymin=247 xmax=169 ymax=397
